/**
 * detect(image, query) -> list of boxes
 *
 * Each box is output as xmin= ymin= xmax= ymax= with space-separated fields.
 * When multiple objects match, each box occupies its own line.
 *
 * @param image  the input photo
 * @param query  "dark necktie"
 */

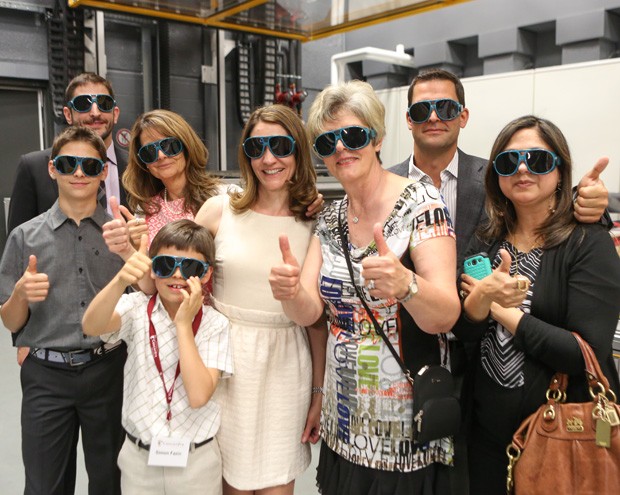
xmin=97 ymin=183 xmax=107 ymax=209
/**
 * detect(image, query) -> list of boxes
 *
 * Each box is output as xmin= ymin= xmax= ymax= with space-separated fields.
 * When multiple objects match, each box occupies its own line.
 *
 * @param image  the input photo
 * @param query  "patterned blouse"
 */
xmin=315 ymin=182 xmax=456 ymax=472
xmin=480 ymin=241 xmax=543 ymax=389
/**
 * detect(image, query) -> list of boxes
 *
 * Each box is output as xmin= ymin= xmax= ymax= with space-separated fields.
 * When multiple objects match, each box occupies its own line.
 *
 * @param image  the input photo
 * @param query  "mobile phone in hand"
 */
xmin=463 ymin=253 xmax=492 ymax=280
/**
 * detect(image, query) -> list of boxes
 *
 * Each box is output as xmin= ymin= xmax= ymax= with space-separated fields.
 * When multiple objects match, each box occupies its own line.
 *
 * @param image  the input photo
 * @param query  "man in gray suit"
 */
xmin=388 ymin=68 xmax=608 ymax=495
xmin=389 ymin=69 xmax=609 ymax=265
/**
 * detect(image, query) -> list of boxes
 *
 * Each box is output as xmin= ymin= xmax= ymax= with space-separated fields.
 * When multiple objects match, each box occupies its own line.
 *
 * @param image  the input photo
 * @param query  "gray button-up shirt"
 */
xmin=0 ymin=201 xmax=124 ymax=350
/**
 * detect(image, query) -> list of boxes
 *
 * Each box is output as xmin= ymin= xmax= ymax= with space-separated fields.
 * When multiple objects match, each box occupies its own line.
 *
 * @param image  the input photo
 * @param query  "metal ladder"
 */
xmin=47 ymin=0 xmax=85 ymax=121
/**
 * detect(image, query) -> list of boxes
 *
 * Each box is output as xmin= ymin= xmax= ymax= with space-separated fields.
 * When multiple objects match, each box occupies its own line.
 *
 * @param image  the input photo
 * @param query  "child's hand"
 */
xmin=174 ymin=276 xmax=203 ymax=327
xmin=103 ymin=197 xmax=134 ymax=258
xmin=15 ymin=255 xmax=49 ymax=303
xmin=117 ymin=235 xmax=151 ymax=287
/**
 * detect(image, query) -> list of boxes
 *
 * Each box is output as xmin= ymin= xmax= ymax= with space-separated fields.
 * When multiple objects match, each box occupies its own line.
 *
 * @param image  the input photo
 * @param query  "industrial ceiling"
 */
xmin=68 ymin=0 xmax=471 ymax=41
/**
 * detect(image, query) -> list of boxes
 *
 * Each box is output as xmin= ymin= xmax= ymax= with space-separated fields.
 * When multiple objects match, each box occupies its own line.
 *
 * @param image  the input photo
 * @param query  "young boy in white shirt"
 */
xmin=83 ymin=219 xmax=232 ymax=495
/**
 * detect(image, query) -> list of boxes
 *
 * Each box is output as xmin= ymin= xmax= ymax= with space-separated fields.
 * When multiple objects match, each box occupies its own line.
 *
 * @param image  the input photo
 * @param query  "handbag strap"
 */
xmin=545 ymin=332 xmax=615 ymax=402
xmin=337 ymin=200 xmax=414 ymax=386
xmin=572 ymin=332 xmax=611 ymax=392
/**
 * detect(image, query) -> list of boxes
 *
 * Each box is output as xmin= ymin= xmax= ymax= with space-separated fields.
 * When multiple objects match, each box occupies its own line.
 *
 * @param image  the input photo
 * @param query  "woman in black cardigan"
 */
xmin=455 ymin=115 xmax=620 ymax=494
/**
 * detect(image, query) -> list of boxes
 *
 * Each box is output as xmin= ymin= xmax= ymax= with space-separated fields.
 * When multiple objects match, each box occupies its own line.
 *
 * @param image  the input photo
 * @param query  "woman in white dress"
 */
xmin=195 ymin=104 xmax=324 ymax=495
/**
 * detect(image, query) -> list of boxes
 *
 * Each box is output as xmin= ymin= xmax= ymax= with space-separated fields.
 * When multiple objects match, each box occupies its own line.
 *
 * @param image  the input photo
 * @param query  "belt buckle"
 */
xmin=67 ymin=350 xmax=89 ymax=367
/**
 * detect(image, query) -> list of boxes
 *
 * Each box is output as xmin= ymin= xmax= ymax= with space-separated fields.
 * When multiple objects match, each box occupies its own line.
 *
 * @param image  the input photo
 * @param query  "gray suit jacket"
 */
xmin=388 ymin=148 xmax=487 ymax=265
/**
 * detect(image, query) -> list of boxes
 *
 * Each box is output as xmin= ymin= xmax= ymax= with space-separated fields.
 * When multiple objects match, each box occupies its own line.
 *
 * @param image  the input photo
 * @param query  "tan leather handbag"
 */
xmin=506 ymin=333 xmax=620 ymax=495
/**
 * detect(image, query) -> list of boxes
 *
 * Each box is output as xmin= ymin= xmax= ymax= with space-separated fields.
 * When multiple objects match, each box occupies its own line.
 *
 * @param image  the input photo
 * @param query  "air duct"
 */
xmin=330 ymin=44 xmax=415 ymax=86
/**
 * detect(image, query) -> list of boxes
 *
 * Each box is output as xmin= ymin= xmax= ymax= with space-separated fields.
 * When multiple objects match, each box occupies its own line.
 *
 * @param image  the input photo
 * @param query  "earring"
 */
xmin=498 ymin=197 xmax=508 ymax=216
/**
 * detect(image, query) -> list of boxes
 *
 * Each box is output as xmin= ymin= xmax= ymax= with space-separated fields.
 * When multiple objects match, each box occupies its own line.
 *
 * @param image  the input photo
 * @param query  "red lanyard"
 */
xmin=147 ymin=295 xmax=203 ymax=422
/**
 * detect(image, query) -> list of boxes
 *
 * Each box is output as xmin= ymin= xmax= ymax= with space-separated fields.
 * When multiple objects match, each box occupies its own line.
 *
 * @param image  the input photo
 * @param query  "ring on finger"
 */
xmin=515 ymin=278 xmax=528 ymax=292
xmin=367 ymin=279 xmax=375 ymax=291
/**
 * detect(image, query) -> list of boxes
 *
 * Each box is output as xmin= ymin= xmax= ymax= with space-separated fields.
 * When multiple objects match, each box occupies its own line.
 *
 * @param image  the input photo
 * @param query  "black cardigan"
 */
xmin=454 ymin=223 xmax=620 ymax=428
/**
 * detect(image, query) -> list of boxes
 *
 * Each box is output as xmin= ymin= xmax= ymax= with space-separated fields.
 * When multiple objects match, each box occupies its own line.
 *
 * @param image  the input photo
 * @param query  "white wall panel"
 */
xmin=378 ymin=58 xmax=620 ymax=192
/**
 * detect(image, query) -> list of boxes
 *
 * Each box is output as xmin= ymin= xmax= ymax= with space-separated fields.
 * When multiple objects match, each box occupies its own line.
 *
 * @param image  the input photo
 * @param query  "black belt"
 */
xmin=125 ymin=431 xmax=213 ymax=452
xmin=30 ymin=341 xmax=123 ymax=367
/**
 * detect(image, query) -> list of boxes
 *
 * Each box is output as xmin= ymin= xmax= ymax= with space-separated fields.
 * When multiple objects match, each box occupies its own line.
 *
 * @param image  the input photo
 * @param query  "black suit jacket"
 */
xmin=7 ymin=144 xmax=129 ymax=233
xmin=388 ymin=148 xmax=488 ymax=266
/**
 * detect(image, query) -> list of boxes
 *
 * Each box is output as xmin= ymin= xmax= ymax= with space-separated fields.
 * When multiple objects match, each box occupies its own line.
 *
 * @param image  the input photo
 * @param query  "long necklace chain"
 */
xmin=510 ymin=234 xmax=541 ymax=276
xmin=347 ymin=171 xmax=385 ymax=225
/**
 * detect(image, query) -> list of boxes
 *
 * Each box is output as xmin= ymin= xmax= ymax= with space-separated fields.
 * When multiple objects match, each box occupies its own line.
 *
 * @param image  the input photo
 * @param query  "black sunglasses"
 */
xmin=152 ymin=255 xmax=210 ymax=280
xmin=313 ymin=126 xmax=376 ymax=158
xmin=137 ymin=138 xmax=184 ymax=165
xmin=68 ymin=94 xmax=116 ymax=113
xmin=493 ymin=149 xmax=561 ymax=177
xmin=53 ymin=155 xmax=105 ymax=177
xmin=407 ymin=99 xmax=463 ymax=123
xmin=243 ymin=135 xmax=295 ymax=159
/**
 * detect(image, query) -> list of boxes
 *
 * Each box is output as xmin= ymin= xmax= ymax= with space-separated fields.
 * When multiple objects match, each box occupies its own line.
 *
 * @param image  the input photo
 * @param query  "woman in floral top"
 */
xmin=122 ymin=109 xmax=224 ymax=246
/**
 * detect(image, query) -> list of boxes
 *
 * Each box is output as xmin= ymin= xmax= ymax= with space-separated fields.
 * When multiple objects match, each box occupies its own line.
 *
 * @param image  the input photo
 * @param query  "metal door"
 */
xmin=0 ymin=87 xmax=44 ymax=253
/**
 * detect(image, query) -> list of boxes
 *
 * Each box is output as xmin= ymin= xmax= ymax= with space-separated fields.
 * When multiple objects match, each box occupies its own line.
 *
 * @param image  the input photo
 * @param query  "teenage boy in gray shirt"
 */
xmin=0 ymin=126 xmax=125 ymax=495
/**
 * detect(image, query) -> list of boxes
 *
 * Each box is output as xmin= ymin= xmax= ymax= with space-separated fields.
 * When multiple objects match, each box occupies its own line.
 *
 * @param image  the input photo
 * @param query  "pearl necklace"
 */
xmin=162 ymin=188 xmax=184 ymax=216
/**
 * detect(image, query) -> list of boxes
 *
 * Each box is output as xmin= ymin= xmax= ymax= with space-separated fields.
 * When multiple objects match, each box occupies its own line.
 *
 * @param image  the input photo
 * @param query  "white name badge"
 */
xmin=147 ymin=435 xmax=190 ymax=467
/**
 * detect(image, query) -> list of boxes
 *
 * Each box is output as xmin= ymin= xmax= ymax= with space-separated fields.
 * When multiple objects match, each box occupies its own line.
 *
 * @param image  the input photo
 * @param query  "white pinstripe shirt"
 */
xmin=102 ymin=292 xmax=233 ymax=444
xmin=408 ymin=152 xmax=459 ymax=227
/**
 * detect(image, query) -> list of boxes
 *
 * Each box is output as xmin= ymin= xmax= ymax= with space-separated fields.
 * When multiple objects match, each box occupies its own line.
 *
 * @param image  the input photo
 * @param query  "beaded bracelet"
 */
xmin=311 ymin=386 xmax=324 ymax=395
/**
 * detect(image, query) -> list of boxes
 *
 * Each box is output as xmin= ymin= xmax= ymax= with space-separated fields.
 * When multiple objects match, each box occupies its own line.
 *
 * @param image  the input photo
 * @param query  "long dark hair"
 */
xmin=481 ymin=115 xmax=576 ymax=249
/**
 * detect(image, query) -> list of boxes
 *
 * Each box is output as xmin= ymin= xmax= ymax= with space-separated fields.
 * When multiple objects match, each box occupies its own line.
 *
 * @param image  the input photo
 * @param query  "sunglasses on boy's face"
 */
xmin=243 ymin=135 xmax=295 ymax=159
xmin=53 ymin=155 xmax=105 ymax=177
xmin=407 ymin=98 xmax=463 ymax=124
xmin=67 ymin=94 xmax=116 ymax=113
xmin=137 ymin=137 xmax=184 ymax=165
xmin=152 ymin=255 xmax=210 ymax=280
xmin=313 ymin=126 xmax=376 ymax=158
xmin=493 ymin=149 xmax=561 ymax=177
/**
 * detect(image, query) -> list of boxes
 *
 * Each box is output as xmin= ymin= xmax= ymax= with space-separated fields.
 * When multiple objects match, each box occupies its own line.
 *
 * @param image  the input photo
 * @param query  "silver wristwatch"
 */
xmin=397 ymin=272 xmax=418 ymax=303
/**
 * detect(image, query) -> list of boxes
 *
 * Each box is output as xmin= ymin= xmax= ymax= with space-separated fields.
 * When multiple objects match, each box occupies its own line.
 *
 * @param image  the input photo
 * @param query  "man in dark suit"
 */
xmin=388 ymin=69 xmax=609 ymax=495
xmin=7 ymin=72 xmax=128 ymax=233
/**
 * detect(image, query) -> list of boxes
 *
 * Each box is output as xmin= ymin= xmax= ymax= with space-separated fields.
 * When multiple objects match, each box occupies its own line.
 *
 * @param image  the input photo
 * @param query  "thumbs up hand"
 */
xmin=15 ymin=255 xmax=50 ymax=303
xmin=117 ymin=234 xmax=152 ymax=286
xmin=574 ymin=157 xmax=609 ymax=223
xmin=269 ymin=234 xmax=301 ymax=300
xmin=461 ymin=249 xmax=528 ymax=308
xmin=361 ymin=223 xmax=413 ymax=300
xmin=102 ymin=196 xmax=133 ymax=257
xmin=119 ymin=205 xmax=149 ymax=248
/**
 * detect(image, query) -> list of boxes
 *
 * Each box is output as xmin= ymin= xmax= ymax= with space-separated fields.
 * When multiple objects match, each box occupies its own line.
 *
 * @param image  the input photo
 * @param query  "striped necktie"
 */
xmin=97 ymin=183 xmax=107 ymax=209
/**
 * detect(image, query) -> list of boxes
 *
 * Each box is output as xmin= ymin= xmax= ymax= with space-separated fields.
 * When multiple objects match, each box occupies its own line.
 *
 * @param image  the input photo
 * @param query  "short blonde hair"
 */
xmin=306 ymin=80 xmax=386 ymax=145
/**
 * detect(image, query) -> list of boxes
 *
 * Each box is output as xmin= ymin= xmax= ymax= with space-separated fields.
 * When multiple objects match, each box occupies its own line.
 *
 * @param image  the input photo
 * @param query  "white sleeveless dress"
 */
xmin=212 ymin=196 xmax=313 ymax=489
